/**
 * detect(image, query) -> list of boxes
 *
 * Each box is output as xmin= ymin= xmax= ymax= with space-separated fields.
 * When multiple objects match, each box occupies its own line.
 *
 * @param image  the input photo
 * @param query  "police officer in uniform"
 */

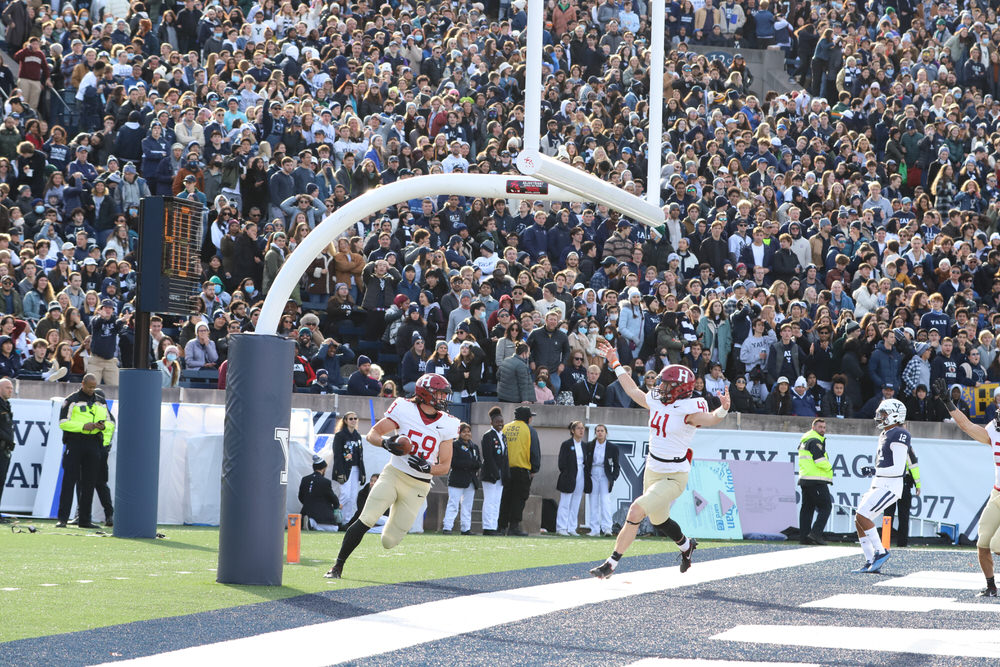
xmin=299 ymin=455 xmax=341 ymax=531
xmin=480 ymin=406 xmax=509 ymax=535
xmin=56 ymin=374 xmax=115 ymax=529
xmin=797 ymin=417 xmax=833 ymax=545
xmin=0 ymin=378 xmax=14 ymax=524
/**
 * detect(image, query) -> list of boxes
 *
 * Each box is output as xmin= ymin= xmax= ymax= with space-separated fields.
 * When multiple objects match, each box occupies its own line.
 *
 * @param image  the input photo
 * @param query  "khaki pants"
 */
xmin=636 ymin=468 xmax=689 ymax=525
xmin=17 ymin=78 xmax=41 ymax=110
xmin=359 ymin=464 xmax=430 ymax=549
xmin=86 ymin=356 xmax=120 ymax=386
xmin=977 ymin=489 xmax=1000 ymax=552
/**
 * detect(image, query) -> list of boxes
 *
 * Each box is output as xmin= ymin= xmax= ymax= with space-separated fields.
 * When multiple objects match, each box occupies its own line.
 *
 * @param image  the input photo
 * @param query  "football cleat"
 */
xmin=868 ymin=550 xmax=891 ymax=573
xmin=324 ymin=563 xmax=343 ymax=579
xmin=977 ymin=587 xmax=998 ymax=598
xmin=679 ymin=538 xmax=697 ymax=573
xmin=852 ymin=561 xmax=872 ymax=573
xmin=589 ymin=561 xmax=615 ymax=579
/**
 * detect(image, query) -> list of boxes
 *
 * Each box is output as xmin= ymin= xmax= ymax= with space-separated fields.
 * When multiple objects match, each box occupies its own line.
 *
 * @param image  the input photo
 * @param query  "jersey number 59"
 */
xmin=405 ymin=429 xmax=438 ymax=459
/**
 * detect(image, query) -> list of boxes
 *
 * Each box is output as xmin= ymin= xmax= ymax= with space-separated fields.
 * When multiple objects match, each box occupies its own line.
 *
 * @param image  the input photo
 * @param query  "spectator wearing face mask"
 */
xmin=156 ymin=345 xmax=181 ymax=387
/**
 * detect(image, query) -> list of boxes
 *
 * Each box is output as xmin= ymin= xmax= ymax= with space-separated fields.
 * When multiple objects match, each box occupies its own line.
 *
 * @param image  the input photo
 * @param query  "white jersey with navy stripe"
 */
xmin=874 ymin=425 xmax=911 ymax=480
xmin=985 ymin=422 xmax=1000 ymax=491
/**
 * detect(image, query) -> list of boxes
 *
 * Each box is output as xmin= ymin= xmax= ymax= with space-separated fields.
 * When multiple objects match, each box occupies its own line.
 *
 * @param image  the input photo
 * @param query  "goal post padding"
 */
xmin=217 ymin=333 xmax=295 ymax=586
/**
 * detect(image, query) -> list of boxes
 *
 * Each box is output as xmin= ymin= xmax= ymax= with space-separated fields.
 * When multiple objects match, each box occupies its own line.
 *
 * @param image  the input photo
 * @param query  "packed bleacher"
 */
xmin=0 ymin=0 xmax=997 ymax=420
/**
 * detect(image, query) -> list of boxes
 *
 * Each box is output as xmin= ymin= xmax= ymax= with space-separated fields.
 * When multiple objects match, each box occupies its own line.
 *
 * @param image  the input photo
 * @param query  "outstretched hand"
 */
xmin=932 ymin=378 xmax=948 ymax=398
xmin=596 ymin=337 xmax=619 ymax=366
xmin=717 ymin=387 xmax=730 ymax=411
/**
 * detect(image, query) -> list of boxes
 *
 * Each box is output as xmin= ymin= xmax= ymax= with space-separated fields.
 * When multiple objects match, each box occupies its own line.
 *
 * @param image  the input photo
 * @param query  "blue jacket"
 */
xmin=791 ymin=390 xmax=817 ymax=417
xmin=311 ymin=342 xmax=354 ymax=388
xmin=269 ymin=171 xmax=296 ymax=208
xmin=868 ymin=343 xmax=902 ymax=388
xmin=520 ymin=223 xmax=548 ymax=261
xmin=140 ymin=135 xmax=169 ymax=178
xmin=397 ymin=278 xmax=421 ymax=303
xmin=347 ymin=370 xmax=381 ymax=396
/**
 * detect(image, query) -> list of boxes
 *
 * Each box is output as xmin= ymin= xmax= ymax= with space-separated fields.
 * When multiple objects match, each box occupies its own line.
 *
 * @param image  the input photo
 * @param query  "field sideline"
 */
xmin=0 ymin=522 xmax=742 ymax=642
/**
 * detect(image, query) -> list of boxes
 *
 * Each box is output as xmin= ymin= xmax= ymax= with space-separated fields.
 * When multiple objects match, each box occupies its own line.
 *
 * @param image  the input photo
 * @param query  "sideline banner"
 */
xmin=1 ymin=398 xmax=62 ymax=514
xmin=591 ymin=425 xmax=992 ymax=540
xmin=707 ymin=429 xmax=992 ymax=540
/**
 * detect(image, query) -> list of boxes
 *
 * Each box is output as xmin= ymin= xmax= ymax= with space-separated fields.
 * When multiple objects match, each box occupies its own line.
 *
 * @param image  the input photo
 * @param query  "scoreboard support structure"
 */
xmin=113 ymin=197 xmax=204 ymax=539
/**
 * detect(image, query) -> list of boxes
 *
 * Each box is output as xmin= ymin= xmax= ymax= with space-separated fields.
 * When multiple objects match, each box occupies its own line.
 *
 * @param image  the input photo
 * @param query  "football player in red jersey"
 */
xmin=590 ymin=338 xmax=730 ymax=578
xmin=325 ymin=373 xmax=460 ymax=579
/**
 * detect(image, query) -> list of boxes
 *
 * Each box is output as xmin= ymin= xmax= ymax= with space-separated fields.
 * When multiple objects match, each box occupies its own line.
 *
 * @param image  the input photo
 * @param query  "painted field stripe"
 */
xmin=626 ymin=659 xmax=819 ymax=666
xmin=714 ymin=625 xmax=1000 ymax=659
xmin=802 ymin=593 xmax=1000 ymax=613
xmin=874 ymin=570 xmax=984 ymax=590
xmin=95 ymin=546 xmax=851 ymax=667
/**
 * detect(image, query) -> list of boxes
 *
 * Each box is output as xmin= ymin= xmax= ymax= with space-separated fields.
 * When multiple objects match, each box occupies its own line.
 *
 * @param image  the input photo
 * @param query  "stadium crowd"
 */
xmin=0 ymin=0 xmax=998 ymax=420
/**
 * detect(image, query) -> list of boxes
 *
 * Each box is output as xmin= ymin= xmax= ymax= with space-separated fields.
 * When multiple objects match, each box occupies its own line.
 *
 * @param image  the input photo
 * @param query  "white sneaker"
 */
xmin=45 ymin=367 xmax=68 ymax=382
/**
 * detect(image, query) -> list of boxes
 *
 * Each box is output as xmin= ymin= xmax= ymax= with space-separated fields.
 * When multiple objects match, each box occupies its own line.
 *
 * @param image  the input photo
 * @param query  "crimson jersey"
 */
xmin=642 ymin=393 xmax=709 ymax=473
xmin=384 ymin=398 xmax=460 ymax=481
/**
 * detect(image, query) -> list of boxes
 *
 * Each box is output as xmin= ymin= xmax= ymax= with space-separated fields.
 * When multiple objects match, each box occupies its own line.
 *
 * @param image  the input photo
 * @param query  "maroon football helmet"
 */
xmin=657 ymin=364 xmax=696 ymax=405
xmin=414 ymin=373 xmax=452 ymax=411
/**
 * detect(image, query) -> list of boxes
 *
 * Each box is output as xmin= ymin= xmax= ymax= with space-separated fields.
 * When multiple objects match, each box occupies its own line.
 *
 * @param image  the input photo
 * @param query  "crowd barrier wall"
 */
xmin=2 ymin=383 xmax=992 ymax=539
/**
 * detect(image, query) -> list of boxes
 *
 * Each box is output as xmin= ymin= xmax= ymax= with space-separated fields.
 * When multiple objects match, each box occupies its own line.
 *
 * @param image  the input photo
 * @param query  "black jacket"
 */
xmin=448 ymin=437 xmax=482 ymax=488
xmin=298 ymin=471 xmax=339 ymax=525
xmin=332 ymin=429 xmax=365 ymax=482
xmin=0 ymin=396 xmax=12 ymax=451
xmin=556 ymin=439 xmax=593 ymax=494
xmin=585 ymin=439 xmax=620 ymax=492
xmin=572 ymin=378 xmax=606 ymax=406
xmin=480 ymin=427 xmax=509 ymax=484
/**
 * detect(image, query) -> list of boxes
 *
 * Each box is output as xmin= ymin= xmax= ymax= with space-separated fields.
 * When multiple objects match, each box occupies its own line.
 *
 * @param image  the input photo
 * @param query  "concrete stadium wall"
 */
xmin=25 ymin=380 xmax=970 ymax=532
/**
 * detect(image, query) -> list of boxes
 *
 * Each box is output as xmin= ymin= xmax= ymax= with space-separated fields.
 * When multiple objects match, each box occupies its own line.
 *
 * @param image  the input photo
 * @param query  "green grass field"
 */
xmin=0 ymin=521 xmax=739 ymax=643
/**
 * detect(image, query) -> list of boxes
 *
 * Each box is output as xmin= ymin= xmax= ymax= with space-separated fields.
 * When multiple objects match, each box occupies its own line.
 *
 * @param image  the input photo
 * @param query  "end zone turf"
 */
xmin=0 ymin=522 xmax=738 ymax=642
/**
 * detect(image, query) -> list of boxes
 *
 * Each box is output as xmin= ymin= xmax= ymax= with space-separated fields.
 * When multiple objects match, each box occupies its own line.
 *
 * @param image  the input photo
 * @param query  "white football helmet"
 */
xmin=874 ymin=398 xmax=907 ymax=430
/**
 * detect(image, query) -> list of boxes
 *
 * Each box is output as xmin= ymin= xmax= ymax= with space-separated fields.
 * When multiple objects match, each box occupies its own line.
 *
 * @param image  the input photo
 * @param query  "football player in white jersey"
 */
xmin=590 ymin=338 xmax=730 ymax=578
xmin=325 ymin=373 xmax=459 ymax=579
xmin=853 ymin=397 xmax=915 ymax=574
xmin=935 ymin=378 xmax=1000 ymax=597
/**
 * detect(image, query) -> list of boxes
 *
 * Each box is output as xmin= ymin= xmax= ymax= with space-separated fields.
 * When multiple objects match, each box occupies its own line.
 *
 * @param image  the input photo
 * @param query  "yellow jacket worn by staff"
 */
xmin=59 ymin=388 xmax=115 ymax=448
xmin=502 ymin=419 xmax=532 ymax=471
xmin=798 ymin=428 xmax=832 ymax=485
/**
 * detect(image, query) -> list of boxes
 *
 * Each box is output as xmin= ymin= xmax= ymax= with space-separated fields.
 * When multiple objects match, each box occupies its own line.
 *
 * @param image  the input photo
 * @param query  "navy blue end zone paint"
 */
xmin=2 ymin=545 xmax=994 ymax=667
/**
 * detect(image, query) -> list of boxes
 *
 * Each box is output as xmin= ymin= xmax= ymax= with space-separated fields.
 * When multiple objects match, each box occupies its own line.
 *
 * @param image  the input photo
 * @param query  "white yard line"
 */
xmin=94 ymin=547 xmax=850 ymax=667
xmin=802 ymin=593 xmax=1000 ymax=613
xmin=626 ymin=660 xmax=819 ymax=667
xmin=874 ymin=570 xmax=985 ymax=590
xmin=714 ymin=625 xmax=1000 ymax=659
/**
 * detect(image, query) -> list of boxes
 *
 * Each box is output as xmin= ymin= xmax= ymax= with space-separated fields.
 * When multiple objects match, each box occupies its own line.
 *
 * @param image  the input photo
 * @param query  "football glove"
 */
xmin=407 ymin=454 xmax=431 ymax=474
xmin=860 ymin=465 xmax=876 ymax=477
xmin=381 ymin=435 xmax=406 ymax=456
xmin=932 ymin=378 xmax=956 ymax=411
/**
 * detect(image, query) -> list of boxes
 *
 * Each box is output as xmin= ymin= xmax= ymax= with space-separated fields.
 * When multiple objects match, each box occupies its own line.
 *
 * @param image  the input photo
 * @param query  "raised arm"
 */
xmin=596 ymin=337 xmax=648 ymax=407
xmin=686 ymin=387 xmax=732 ymax=427
xmin=933 ymin=378 xmax=990 ymax=445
